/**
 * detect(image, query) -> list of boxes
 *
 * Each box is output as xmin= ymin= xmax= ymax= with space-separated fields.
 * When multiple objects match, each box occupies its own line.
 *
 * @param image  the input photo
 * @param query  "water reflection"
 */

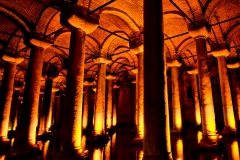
xmin=93 ymin=148 xmax=103 ymax=160
xmin=0 ymin=155 xmax=5 ymax=160
xmin=136 ymin=150 xmax=143 ymax=160
xmin=226 ymin=138 xmax=240 ymax=160
xmin=172 ymin=136 xmax=184 ymax=160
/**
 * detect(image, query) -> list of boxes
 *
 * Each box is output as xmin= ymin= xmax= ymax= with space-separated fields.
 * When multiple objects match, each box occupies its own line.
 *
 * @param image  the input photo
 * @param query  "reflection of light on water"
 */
xmin=0 ymin=155 xmax=5 ymax=160
xmin=104 ymin=140 xmax=111 ymax=160
xmin=136 ymin=150 xmax=143 ymax=160
xmin=229 ymin=140 xmax=239 ymax=160
xmin=176 ymin=138 xmax=183 ymax=160
xmin=42 ymin=140 xmax=50 ymax=160
xmin=111 ymin=133 xmax=116 ymax=152
xmin=81 ymin=135 xmax=87 ymax=151
xmin=199 ymin=153 xmax=218 ymax=160
xmin=10 ymin=138 xmax=15 ymax=147
xmin=93 ymin=148 xmax=103 ymax=160
xmin=197 ymin=131 xmax=202 ymax=143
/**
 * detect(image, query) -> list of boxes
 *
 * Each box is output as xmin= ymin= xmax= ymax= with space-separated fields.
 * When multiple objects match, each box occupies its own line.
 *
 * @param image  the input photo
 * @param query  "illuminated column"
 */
xmin=130 ymin=45 xmax=144 ymax=139
xmin=93 ymin=57 xmax=111 ymax=135
xmin=112 ymin=84 xmax=119 ymax=127
xmin=60 ymin=9 xmax=98 ymax=154
xmin=144 ymin=0 xmax=170 ymax=158
xmin=187 ymin=68 xmax=201 ymax=126
xmin=14 ymin=39 xmax=52 ymax=147
xmin=227 ymin=62 xmax=240 ymax=127
xmin=189 ymin=25 xmax=217 ymax=146
xmin=168 ymin=59 xmax=182 ymax=133
xmin=131 ymin=68 xmax=139 ymax=130
xmin=105 ymin=75 xmax=116 ymax=130
xmin=0 ymin=55 xmax=23 ymax=142
xmin=212 ymin=48 xmax=236 ymax=134
xmin=82 ymin=81 xmax=92 ymax=130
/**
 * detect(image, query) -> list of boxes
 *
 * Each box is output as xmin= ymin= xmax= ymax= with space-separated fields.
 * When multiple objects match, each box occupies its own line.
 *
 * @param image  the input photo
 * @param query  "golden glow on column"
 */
xmin=81 ymin=135 xmax=87 ymax=151
xmin=228 ymin=140 xmax=239 ymax=160
xmin=106 ymin=79 xmax=113 ymax=129
xmin=171 ymin=67 xmax=182 ymax=131
xmin=112 ymin=103 xmax=117 ymax=127
xmin=111 ymin=133 xmax=116 ymax=152
xmin=93 ymin=148 xmax=103 ymax=160
xmin=175 ymin=138 xmax=184 ymax=160
xmin=191 ymin=74 xmax=201 ymax=125
xmin=82 ymin=86 xmax=90 ymax=130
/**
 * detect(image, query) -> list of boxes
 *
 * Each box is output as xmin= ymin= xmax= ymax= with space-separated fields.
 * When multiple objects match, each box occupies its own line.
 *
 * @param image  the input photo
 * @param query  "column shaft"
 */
xmin=195 ymin=37 xmax=216 ymax=143
xmin=0 ymin=62 xmax=16 ymax=141
xmin=230 ymin=69 xmax=240 ymax=126
xmin=171 ymin=67 xmax=182 ymax=132
xmin=191 ymin=74 xmax=201 ymax=125
xmin=135 ymin=75 xmax=139 ymax=130
xmin=144 ymin=0 xmax=169 ymax=159
xmin=106 ymin=79 xmax=113 ymax=129
xmin=82 ymin=86 xmax=90 ymax=130
xmin=217 ymin=56 xmax=236 ymax=133
xmin=40 ymin=78 xmax=53 ymax=134
xmin=10 ymin=89 xmax=20 ymax=131
xmin=137 ymin=53 xmax=144 ymax=138
xmin=93 ymin=63 xmax=106 ymax=135
xmin=112 ymin=87 xmax=118 ymax=127
xmin=16 ymin=46 xmax=44 ymax=146
xmin=61 ymin=28 xmax=85 ymax=151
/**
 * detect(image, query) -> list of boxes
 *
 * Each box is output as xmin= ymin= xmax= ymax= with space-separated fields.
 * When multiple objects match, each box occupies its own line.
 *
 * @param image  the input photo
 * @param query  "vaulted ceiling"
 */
xmin=0 ymin=0 xmax=240 ymax=91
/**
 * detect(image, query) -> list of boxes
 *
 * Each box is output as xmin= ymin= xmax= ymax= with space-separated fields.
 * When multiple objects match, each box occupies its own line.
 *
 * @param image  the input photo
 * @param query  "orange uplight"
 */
xmin=0 ymin=155 xmax=5 ymax=160
xmin=112 ymin=104 xmax=117 ymax=126
xmin=176 ymin=138 xmax=183 ymax=160
xmin=93 ymin=148 xmax=103 ymax=160
xmin=42 ymin=140 xmax=50 ymax=160
xmin=104 ymin=141 xmax=111 ymax=160
xmin=94 ymin=113 xmax=103 ymax=135
xmin=136 ymin=150 xmax=143 ymax=160
xmin=197 ymin=131 xmax=202 ymax=143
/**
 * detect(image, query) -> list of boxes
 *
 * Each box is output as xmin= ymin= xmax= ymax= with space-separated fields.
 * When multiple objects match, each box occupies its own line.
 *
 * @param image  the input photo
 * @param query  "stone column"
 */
xmin=212 ymin=48 xmax=236 ymax=134
xmin=14 ymin=39 xmax=52 ymax=147
xmin=227 ymin=62 xmax=240 ymax=127
xmin=93 ymin=57 xmax=111 ymax=135
xmin=144 ymin=0 xmax=170 ymax=158
xmin=187 ymin=68 xmax=201 ymax=126
xmin=0 ymin=55 xmax=24 ymax=142
xmin=168 ymin=59 xmax=182 ymax=133
xmin=225 ymin=138 xmax=240 ymax=160
xmin=60 ymin=10 xmax=98 ymax=155
xmin=189 ymin=25 xmax=217 ymax=146
xmin=105 ymin=75 xmax=116 ymax=130
xmin=112 ymin=84 xmax=119 ymax=127
xmin=130 ymin=45 xmax=144 ymax=139
xmin=82 ymin=81 xmax=91 ymax=130
xmin=131 ymin=68 xmax=139 ymax=131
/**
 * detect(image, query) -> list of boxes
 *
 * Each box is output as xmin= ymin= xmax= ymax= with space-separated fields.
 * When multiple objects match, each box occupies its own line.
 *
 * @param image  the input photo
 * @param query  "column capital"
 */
xmin=14 ymin=82 xmax=24 ymax=90
xmin=131 ymin=79 xmax=136 ymax=84
xmin=188 ymin=25 xmax=210 ymax=38
xmin=106 ymin=74 xmax=116 ymax=80
xmin=113 ymin=84 xmax=120 ymax=89
xmin=93 ymin=57 xmax=112 ymax=64
xmin=167 ymin=59 xmax=182 ymax=67
xmin=52 ymin=87 xmax=59 ymax=92
xmin=211 ymin=48 xmax=230 ymax=58
xmin=83 ymin=80 xmax=96 ymax=86
xmin=2 ymin=55 xmax=24 ymax=64
xmin=130 ymin=44 xmax=144 ymax=55
xmin=187 ymin=68 xmax=198 ymax=75
xmin=30 ymin=38 xmax=53 ymax=49
xmin=131 ymin=68 xmax=138 ymax=74
xmin=227 ymin=62 xmax=240 ymax=69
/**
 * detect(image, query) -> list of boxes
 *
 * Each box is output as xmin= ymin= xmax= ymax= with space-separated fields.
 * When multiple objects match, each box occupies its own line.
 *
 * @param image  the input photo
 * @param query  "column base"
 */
xmin=87 ymin=134 xmax=110 ymax=147
xmin=170 ymin=128 xmax=184 ymax=134
xmin=130 ymin=137 xmax=143 ymax=148
xmin=52 ymin=150 xmax=88 ymax=160
xmin=197 ymin=135 xmax=219 ymax=151
xmin=6 ymin=144 xmax=41 ymax=160
xmin=221 ymin=127 xmax=237 ymax=135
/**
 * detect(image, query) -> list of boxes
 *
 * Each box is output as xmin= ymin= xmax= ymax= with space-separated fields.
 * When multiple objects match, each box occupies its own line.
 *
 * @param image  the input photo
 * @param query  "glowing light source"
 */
xmin=93 ymin=148 xmax=103 ymax=160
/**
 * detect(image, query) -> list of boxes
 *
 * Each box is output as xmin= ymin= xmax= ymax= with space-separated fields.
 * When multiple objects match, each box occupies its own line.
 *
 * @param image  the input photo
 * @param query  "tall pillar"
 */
xmin=167 ymin=59 xmax=182 ymax=133
xmin=59 ymin=7 xmax=99 ymax=156
xmin=14 ymin=39 xmax=52 ymax=147
xmin=212 ymin=48 xmax=236 ymax=134
xmin=144 ymin=0 xmax=170 ymax=159
xmin=82 ymin=81 xmax=93 ymax=130
xmin=112 ymin=84 xmax=119 ymax=127
xmin=189 ymin=25 xmax=217 ymax=146
xmin=0 ymin=55 xmax=23 ymax=143
xmin=227 ymin=62 xmax=240 ymax=127
xmin=105 ymin=75 xmax=116 ymax=130
xmin=131 ymin=68 xmax=138 ymax=130
xmin=187 ymin=68 xmax=201 ymax=126
xmin=93 ymin=57 xmax=111 ymax=135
